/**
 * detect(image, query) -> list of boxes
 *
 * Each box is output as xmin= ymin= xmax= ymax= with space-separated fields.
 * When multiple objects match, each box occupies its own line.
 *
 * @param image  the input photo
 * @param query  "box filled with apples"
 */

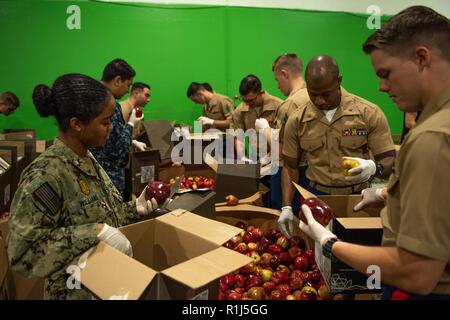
xmin=175 ymin=175 xmax=215 ymax=193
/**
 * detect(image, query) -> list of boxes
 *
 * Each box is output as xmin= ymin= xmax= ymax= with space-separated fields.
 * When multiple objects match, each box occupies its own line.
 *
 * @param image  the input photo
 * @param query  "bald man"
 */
xmin=278 ymin=55 xmax=395 ymax=238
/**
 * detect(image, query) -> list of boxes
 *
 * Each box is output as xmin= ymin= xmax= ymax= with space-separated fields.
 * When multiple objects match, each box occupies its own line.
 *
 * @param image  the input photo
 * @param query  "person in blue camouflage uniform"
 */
xmin=90 ymin=59 xmax=143 ymax=199
xmin=7 ymin=74 xmax=159 ymax=300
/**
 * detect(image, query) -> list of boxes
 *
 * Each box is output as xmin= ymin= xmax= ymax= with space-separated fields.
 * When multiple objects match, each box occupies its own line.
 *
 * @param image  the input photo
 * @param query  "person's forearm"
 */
xmin=281 ymin=165 xmax=298 ymax=206
xmin=212 ymin=119 xmax=231 ymax=129
xmin=378 ymin=156 xmax=394 ymax=178
xmin=332 ymin=242 xmax=444 ymax=295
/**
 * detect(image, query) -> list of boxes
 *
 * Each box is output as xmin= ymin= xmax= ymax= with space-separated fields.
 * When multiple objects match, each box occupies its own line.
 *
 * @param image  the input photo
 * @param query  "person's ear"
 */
xmin=113 ymin=75 xmax=122 ymax=87
xmin=69 ymin=117 xmax=83 ymax=133
xmin=337 ymin=75 xmax=343 ymax=85
xmin=414 ymin=46 xmax=431 ymax=71
xmin=281 ymin=69 xmax=289 ymax=79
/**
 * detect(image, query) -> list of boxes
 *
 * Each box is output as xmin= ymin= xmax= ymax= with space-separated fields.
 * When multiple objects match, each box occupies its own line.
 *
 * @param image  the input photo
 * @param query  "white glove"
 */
xmin=136 ymin=187 xmax=158 ymax=216
xmin=278 ymin=206 xmax=294 ymax=238
xmin=343 ymin=156 xmax=376 ymax=183
xmin=197 ymin=116 xmax=214 ymax=126
xmin=128 ymin=108 xmax=144 ymax=127
xmin=299 ymin=205 xmax=337 ymax=246
xmin=132 ymin=139 xmax=147 ymax=151
xmin=255 ymin=118 xmax=270 ymax=131
xmin=97 ymin=224 xmax=133 ymax=257
xmin=238 ymin=156 xmax=255 ymax=164
xmin=353 ymin=187 xmax=386 ymax=211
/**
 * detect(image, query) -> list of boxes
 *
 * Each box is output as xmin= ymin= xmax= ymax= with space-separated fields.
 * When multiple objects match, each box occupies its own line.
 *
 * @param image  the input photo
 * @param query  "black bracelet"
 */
xmin=375 ymin=161 xmax=384 ymax=177
xmin=323 ymin=237 xmax=339 ymax=259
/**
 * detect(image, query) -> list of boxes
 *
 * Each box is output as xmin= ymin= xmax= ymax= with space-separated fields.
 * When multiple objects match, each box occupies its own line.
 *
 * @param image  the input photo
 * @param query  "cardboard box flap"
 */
xmin=336 ymin=217 xmax=382 ymax=229
xmin=79 ymin=242 xmax=157 ymax=300
xmin=161 ymin=247 xmax=251 ymax=289
xmin=292 ymin=181 xmax=316 ymax=199
xmin=215 ymin=204 xmax=280 ymax=217
xmin=204 ymin=153 xmax=218 ymax=172
xmin=157 ymin=210 xmax=242 ymax=246
xmin=217 ymin=163 xmax=260 ymax=178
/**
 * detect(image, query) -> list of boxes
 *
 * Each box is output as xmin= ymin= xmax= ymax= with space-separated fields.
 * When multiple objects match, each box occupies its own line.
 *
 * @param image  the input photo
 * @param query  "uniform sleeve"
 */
xmin=117 ymin=200 xmax=140 ymax=226
xmin=221 ymin=99 xmax=234 ymax=120
xmin=367 ymin=106 xmax=395 ymax=155
xmin=277 ymin=100 xmax=296 ymax=144
xmin=232 ymin=105 xmax=245 ymax=131
xmin=396 ymin=132 xmax=450 ymax=261
xmin=281 ymin=112 xmax=300 ymax=159
xmin=101 ymin=107 xmax=133 ymax=160
xmin=7 ymin=172 xmax=98 ymax=278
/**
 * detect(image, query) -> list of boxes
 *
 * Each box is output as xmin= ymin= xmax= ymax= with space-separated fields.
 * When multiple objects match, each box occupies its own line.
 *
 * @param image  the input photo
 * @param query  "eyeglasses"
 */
xmin=241 ymin=91 xmax=261 ymax=104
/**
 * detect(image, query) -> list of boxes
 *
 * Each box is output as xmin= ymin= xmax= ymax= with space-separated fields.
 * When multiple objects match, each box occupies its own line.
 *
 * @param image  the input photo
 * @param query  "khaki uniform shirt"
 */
xmin=382 ymin=83 xmax=450 ymax=294
xmin=202 ymin=93 xmax=234 ymax=132
xmin=232 ymin=92 xmax=282 ymax=131
xmin=7 ymin=139 xmax=145 ymax=300
xmin=283 ymin=88 xmax=394 ymax=186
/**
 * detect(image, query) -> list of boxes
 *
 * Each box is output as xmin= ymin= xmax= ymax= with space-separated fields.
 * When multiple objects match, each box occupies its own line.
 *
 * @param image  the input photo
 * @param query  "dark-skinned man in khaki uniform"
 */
xmin=278 ymin=55 xmax=395 ymax=238
xmin=232 ymin=74 xmax=282 ymax=161
xmin=298 ymin=6 xmax=450 ymax=299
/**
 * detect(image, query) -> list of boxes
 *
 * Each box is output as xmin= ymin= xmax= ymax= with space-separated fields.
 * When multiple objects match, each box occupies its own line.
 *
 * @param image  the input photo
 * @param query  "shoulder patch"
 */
xmin=32 ymin=182 xmax=62 ymax=216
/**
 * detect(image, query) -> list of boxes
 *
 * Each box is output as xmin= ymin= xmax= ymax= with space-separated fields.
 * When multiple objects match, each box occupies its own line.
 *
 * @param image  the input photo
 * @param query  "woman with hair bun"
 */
xmin=7 ymin=74 xmax=159 ymax=300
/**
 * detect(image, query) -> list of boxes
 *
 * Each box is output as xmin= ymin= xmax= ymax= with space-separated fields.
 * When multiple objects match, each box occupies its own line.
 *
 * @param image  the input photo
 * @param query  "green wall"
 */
xmin=0 ymin=0 xmax=402 ymax=139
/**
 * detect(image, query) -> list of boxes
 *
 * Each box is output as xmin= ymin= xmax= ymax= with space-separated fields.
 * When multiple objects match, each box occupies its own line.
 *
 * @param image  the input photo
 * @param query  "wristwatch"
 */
xmin=375 ymin=161 xmax=384 ymax=177
xmin=323 ymin=237 xmax=339 ymax=259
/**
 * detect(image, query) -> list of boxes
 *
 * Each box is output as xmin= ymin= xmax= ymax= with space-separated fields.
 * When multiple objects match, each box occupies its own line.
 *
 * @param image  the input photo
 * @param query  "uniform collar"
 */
xmin=302 ymin=87 xmax=359 ymax=123
xmin=238 ymin=92 xmax=278 ymax=113
xmin=288 ymin=82 xmax=307 ymax=98
xmin=416 ymin=82 xmax=450 ymax=125
xmin=52 ymin=139 xmax=99 ymax=177
xmin=208 ymin=93 xmax=220 ymax=106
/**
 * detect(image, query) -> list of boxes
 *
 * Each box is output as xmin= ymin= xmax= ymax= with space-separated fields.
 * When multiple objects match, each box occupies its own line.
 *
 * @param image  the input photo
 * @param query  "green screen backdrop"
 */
xmin=0 ymin=0 xmax=402 ymax=139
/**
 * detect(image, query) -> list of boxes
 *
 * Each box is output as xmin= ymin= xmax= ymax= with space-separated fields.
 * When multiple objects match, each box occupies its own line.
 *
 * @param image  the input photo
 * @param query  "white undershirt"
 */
xmin=322 ymin=108 xmax=338 ymax=122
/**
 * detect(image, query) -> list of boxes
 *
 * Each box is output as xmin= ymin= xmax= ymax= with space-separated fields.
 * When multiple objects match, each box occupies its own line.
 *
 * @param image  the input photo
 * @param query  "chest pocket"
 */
xmin=340 ymin=136 xmax=367 ymax=156
xmin=65 ymin=195 xmax=107 ymax=226
xmin=300 ymin=138 xmax=324 ymax=153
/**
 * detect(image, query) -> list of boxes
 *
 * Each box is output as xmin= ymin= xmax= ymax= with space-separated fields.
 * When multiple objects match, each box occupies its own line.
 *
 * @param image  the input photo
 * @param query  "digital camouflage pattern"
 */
xmin=7 ymin=138 xmax=143 ymax=299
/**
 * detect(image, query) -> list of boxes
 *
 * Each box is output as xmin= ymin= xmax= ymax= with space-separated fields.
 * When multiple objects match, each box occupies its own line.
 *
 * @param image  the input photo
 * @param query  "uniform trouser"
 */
xmin=382 ymin=284 xmax=450 ymax=300
xmin=262 ymin=165 xmax=309 ymax=214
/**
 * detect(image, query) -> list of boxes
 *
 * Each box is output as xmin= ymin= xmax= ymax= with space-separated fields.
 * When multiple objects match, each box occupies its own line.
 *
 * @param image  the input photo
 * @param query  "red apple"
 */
xmin=300 ymin=286 xmax=318 ymax=300
xmin=245 ymin=274 xmax=262 ymax=291
xmin=300 ymin=271 xmax=313 ymax=284
xmin=234 ymin=221 xmax=247 ymax=230
xmin=293 ymin=256 xmax=308 ymax=271
xmin=249 ymin=251 xmax=261 ymax=264
xmin=257 ymin=242 xmax=269 ymax=256
xmin=225 ymin=195 xmax=239 ymax=206
xmin=290 ymin=270 xmax=303 ymax=279
xmin=223 ymin=240 xmax=234 ymax=249
xmin=239 ymin=262 xmax=255 ymax=274
xmin=261 ymin=253 xmax=272 ymax=268
xmin=134 ymin=107 xmax=142 ymax=118
xmin=286 ymin=295 xmax=297 ymax=300
xmin=230 ymin=235 xmax=242 ymax=246
xmin=290 ymin=276 xmax=304 ymax=291
xmin=263 ymin=281 xmax=277 ymax=295
xmin=289 ymin=236 xmax=305 ymax=249
xmin=272 ymin=271 xmax=290 ymax=285
xmin=300 ymin=197 xmax=334 ymax=226
xmin=288 ymin=246 xmax=302 ymax=259
xmin=293 ymin=290 xmax=303 ymax=300
xmin=276 ymin=236 xmax=289 ymax=250
xmin=264 ymin=228 xmax=282 ymax=243
xmin=247 ymin=287 xmax=265 ymax=300
xmin=277 ymin=284 xmax=292 ymax=299
xmin=276 ymin=265 xmax=290 ymax=274
xmin=146 ymin=181 xmax=171 ymax=205
xmin=234 ymin=274 xmax=246 ymax=288
xmin=259 ymin=237 xmax=272 ymax=247
xmin=303 ymin=249 xmax=315 ymax=265
xmin=227 ymin=290 xmax=242 ymax=300
xmin=279 ymin=252 xmax=293 ymax=266
xmin=270 ymin=255 xmax=281 ymax=269
xmin=247 ymin=242 xmax=258 ymax=252
xmin=269 ymin=290 xmax=283 ymax=300
xmin=219 ymin=274 xmax=234 ymax=290
xmin=234 ymin=243 xmax=248 ymax=254
xmin=268 ymin=244 xmax=283 ymax=256
xmin=249 ymin=227 xmax=262 ymax=242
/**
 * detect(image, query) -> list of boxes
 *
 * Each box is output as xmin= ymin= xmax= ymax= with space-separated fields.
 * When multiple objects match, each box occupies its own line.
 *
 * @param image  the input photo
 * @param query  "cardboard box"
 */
xmin=182 ymin=132 xmax=224 ymax=165
xmin=167 ymin=190 xmax=216 ymax=220
xmin=35 ymin=140 xmax=54 ymax=154
xmin=317 ymin=195 xmax=382 ymax=218
xmin=137 ymin=120 xmax=175 ymax=161
xmin=0 ymin=167 xmax=13 ymax=214
xmin=2 ymin=129 xmax=36 ymax=139
xmin=0 ymin=235 xmax=13 ymax=300
xmin=0 ymin=147 xmax=19 ymax=201
xmin=130 ymin=148 xmax=160 ymax=194
xmin=214 ymin=163 xmax=260 ymax=203
xmin=78 ymin=210 xmax=252 ymax=300
xmin=314 ymin=217 xmax=383 ymax=294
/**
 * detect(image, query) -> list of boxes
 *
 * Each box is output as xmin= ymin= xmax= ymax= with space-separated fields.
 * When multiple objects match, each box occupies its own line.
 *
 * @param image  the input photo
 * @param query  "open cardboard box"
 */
xmin=166 ymin=190 xmax=216 ymax=220
xmin=79 ymin=210 xmax=251 ymax=300
xmin=314 ymin=217 xmax=383 ymax=294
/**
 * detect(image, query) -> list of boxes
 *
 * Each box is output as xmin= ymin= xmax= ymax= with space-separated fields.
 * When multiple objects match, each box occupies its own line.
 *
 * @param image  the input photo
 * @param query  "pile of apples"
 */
xmin=220 ymin=222 xmax=335 ymax=300
xmin=179 ymin=176 xmax=214 ymax=190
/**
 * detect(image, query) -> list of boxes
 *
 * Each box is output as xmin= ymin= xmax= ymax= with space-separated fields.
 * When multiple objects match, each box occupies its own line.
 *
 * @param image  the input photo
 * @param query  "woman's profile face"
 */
xmin=80 ymin=94 xmax=116 ymax=148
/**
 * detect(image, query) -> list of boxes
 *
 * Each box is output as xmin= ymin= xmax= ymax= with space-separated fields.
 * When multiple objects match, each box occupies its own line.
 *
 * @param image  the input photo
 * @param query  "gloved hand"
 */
xmin=278 ymin=206 xmax=294 ymax=238
xmin=97 ymin=223 xmax=133 ymax=256
xmin=197 ymin=116 xmax=214 ymax=126
xmin=136 ymin=187 xmax=158 ymax=216
xmin=255 ymin=118 xmax=270 ymax=131
xmin=239 ymin=156 xmax=255 ymax=163
xmin=299 ymin=205 xmax=337 ymax=246
xmin=343 ymin=156 xmax=376 ymax=183
xmin=353 ymin=187 xmax=386 ymax=211
xmin=128 ymin=108 xmax=144 ymax=127
xmin=132 ymin=139 xmax=147 ymax=151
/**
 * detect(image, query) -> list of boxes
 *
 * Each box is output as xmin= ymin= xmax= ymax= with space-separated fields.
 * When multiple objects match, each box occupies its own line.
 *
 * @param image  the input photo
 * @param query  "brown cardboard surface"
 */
xmin=292 ymin=181 xmax=316 ymax=199
xmin=0 ymin=141 xmax=25 ymax=158
xmin=0 ymin=218 xmax=8 ymax=240
xmin=35 ymin=140 xmax=46 ymax=153
xmin=159 ymin=164 xmax=184 ymax=183
xmin=317 ymin=195 xmax=382 ymax=217
xmin=80 ymin=242 xmax=157 ymax=300
xmin=130 ymin=148 xmax=160 ymax=194
xmin=3 ymin=131 xmax=35 ymax=140
xmin=0 ymin=236 xmax=7 ymax=285
xmin=156 ymin=210 xmax=242 ymax=246
xmin=139 ymin=120 xmax=174 ymax=160
xmin=10 ymin=272 xmax=44 ymax=300
xmin=167 ymin=190 xmax=216 ymax=220
xmin=336 ymin=217 xmax=382 ymax=229
xmin=119 ymin=219 xmax=155 ymax=269
xmin=215 ymin=191 xmax=265 ymax=207
xmin=162 ymin=247 xmax=251 ymax=289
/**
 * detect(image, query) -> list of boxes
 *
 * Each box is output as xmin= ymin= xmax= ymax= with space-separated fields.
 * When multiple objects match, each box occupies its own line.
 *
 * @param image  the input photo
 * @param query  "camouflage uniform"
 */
xmin=90 ymin=103 xmax=132 ymax=196
xmin=7 ymin=139 xmax=145 ymax=300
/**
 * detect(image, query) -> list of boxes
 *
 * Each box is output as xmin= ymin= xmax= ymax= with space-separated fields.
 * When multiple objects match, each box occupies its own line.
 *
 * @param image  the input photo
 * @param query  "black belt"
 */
xmin=308 ymin=181 xmax=370 ymax=195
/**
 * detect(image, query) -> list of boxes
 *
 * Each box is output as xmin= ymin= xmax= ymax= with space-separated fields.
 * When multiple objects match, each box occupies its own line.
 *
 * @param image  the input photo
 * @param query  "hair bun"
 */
xmin=33 ymin=84 xmax=56 ymax=117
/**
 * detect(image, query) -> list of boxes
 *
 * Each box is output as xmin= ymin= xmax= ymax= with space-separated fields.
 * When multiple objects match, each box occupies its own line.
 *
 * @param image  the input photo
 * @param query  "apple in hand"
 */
xmin=134 ymin=107 xmax=143 ymax=118
xmin=342 ymin=158 xmax=360 ymax=176
xmin=300 ymin=197 xmax=334 ymax=226
xmin=146 ymin=181 xmax=171 ymax=205
xmin=225 ymin=195 xmax=239 ymax=206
